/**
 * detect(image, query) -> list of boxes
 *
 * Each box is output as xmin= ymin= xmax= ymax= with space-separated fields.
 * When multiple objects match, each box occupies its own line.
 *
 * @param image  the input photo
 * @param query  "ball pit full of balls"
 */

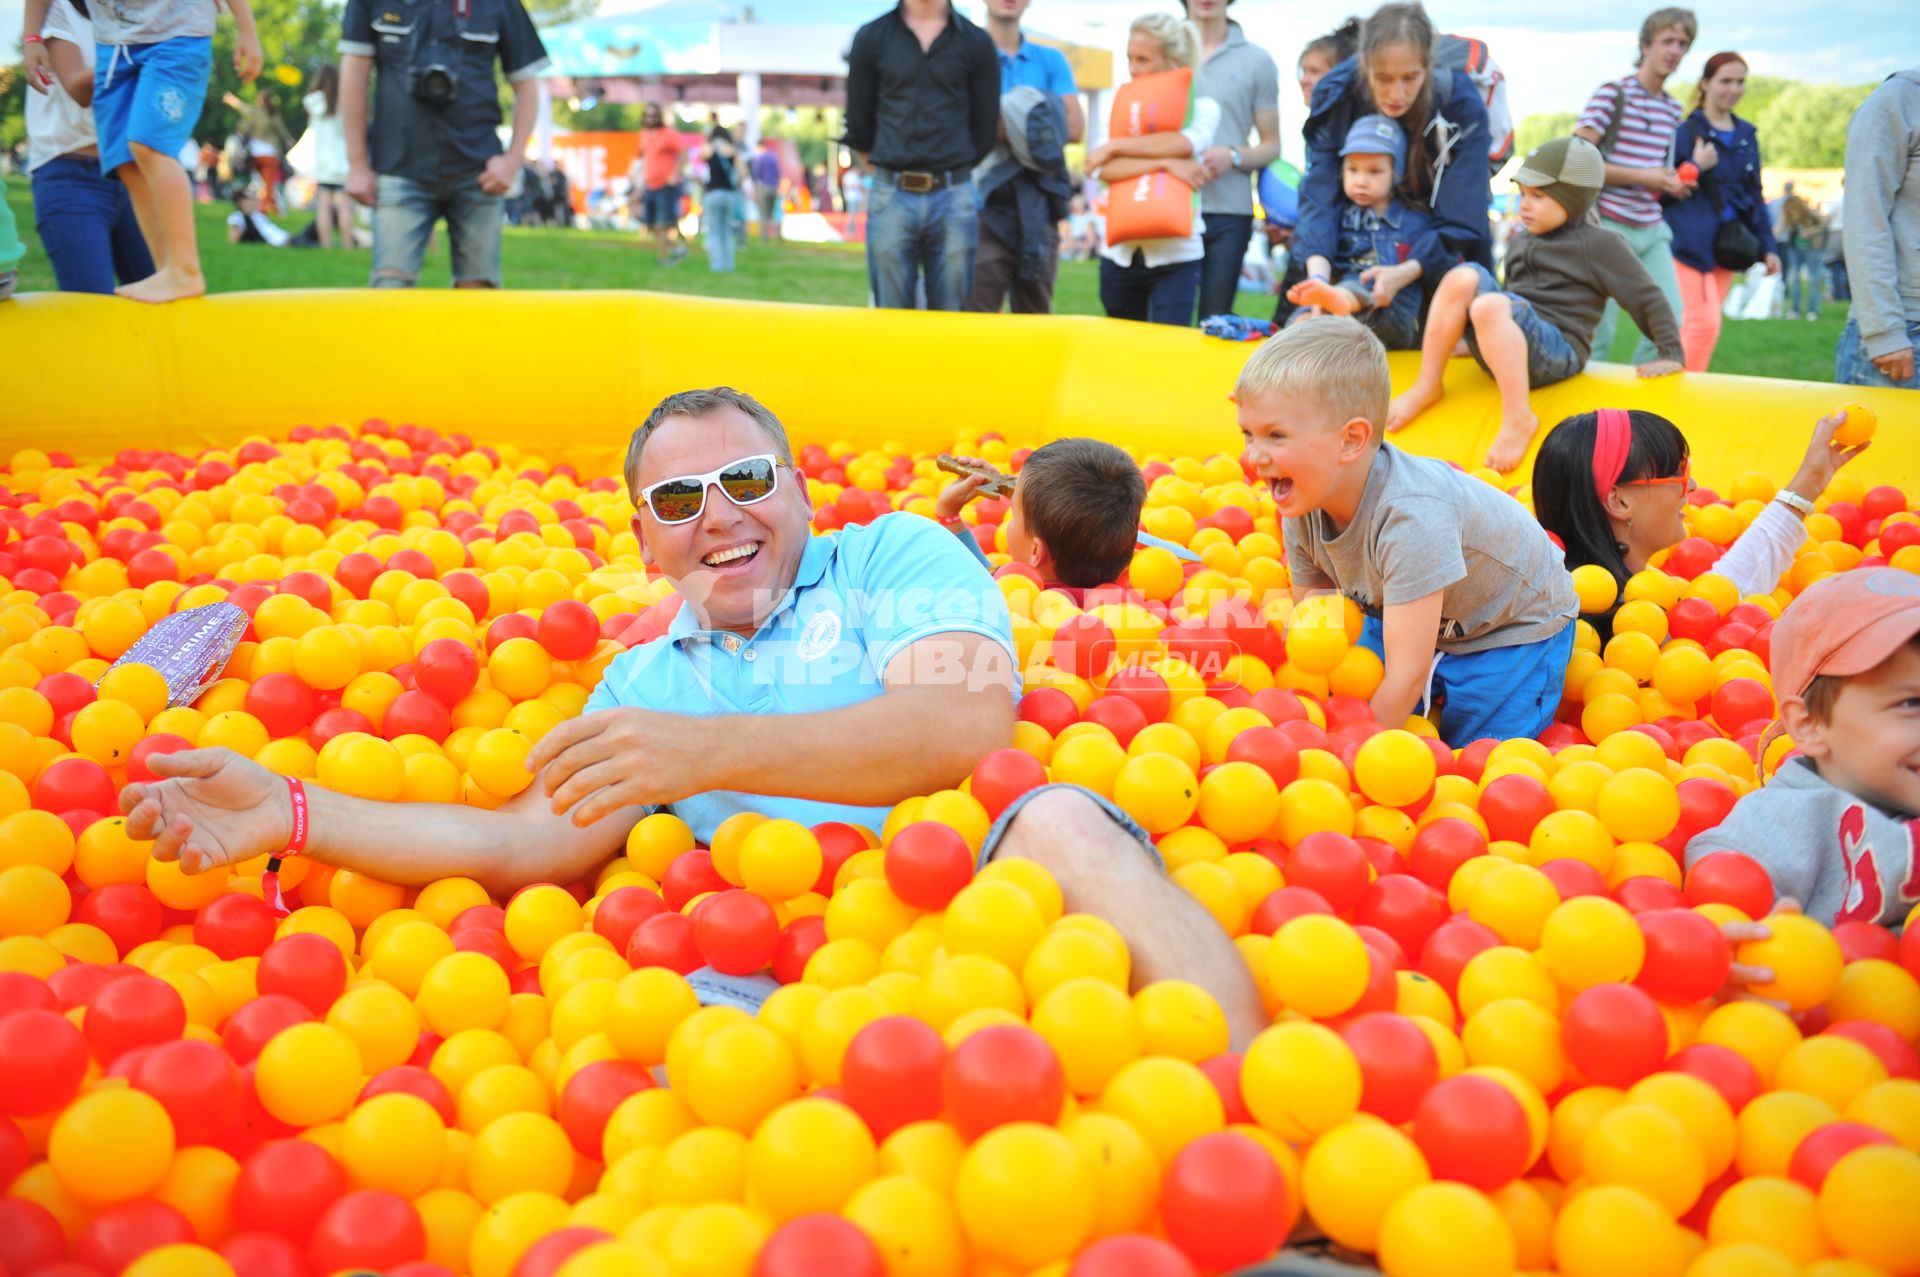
xmin=0 ymin=422 xmax=1917 ymax=1277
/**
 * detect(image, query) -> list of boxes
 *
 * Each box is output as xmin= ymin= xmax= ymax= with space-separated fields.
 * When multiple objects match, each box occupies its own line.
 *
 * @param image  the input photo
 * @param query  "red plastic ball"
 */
xmin=1682 ymin=851 xmax=1775 ymax=920
xmin=1106 ymin=668 xmax=1172 ymax=724
xmin=1067 ymin=1236 xmax=1200 ymax=1277
xmin=32 ymin=756 xmax=117 ymax=814
xmin=308 ymin=1189 xmax=425 ymax=1273
xmin=128 ymin=732 xmax=194 ymax=784
xmin=414 ymin=638 xmax=480 ymax=705
xmin=1831 ymin=922 xmax=1900 ymax=965
xmin=969 ymin=747 xmax=1049 ymax=821
xmin=1417 ymin=917 xmax=1502 ymax=997
xmin=1160 ymin=1131 xmax=1290 ymax=1271
xmin=1563 ymin=983 xmax=1669 ymax=1087
xmin=76 ymin=881 xmax=165 ymax=955
xmin=660 ymin=849 xmax=729 ymax=912
xmin=1015 ymin=687 xmax=1079 ymax=737
xmin=1668 ymin=1043 xmax=1763 ymax=1113
xmin=75 ymin=1199 xmax=198 ymax=1275
xmin=1050 ymin=613 xmax=1115 ymax=680
xmin=1197 ymin=1052 xmax=1253 ymax=1125
xmin=512 ymin=1227 xmax=613 ymax=1277
xmin=535 ymin=600 xmax=600 ymax=661
xmin=1224 ymin=726 xmax=1303 ymax=790
xmin=754 ymin=1215 xmax=886 ymax=1277
xmin=234 ymin=1139 xmax=348 ymax=1244
xmin=360 ymin=1066 xmax=458 ymax=1125
xmin=1082 ymin=695 xmax=1149 ymax=748
xmin=1341 ymin=1012 xmax=1440 ymax=1125
xmin=195 ymin=891 xmax=280 ymax=960
xmin=692 ymin=890 xmax=780 ymax=977
xmin=257 ymin=934 xmax=350 ymax=1017
xmin=626 ymin=912 xmax=703 ymax=975
xmin=1352 ymin=876 xmax=1448 ymax=957
xmin=1285 ymin=832 xmax=1371 ymax=915
xmin=222 ymin=994 xmax=316 ymax=1066
xmin=219 ymin=1231 xmax=314 ymax=1277
xmin=771 ymin=916 xmax=827 ymax=986
xmin=1478 ymin=774 xmax=1555 ymax=844
xmin=133 ymin=1037 xmax=244 ymax=1144
xmin=1787 ymin=1121 xmax=1896 ymax=1191
xmin=246 ymin=673 xmax=318 ymax=737
xmin=1408 ymin=817 xmax=1490 ymax=893
xmin=557 ymin=1060 xmax=655 ymax=1160
xmin=0 ymin=1199 xmax=68 ymax=1275
xmin=1413 ymin=1073 xmax=1532 ymax=1191
xmin=841 ymin=1015 xmax=948 ymax=1139
xmin=1824 ymin=1019 xmax=1920 ymax=1081
xmin=590 ymin=885 xmax=668 ymax=954
xmin=1634 ymin=908 xmax=1732 ymax=1005
xmin=884 ymin=821 xmax=976 ymax=911
xmin=82 ymin=971 xmax=185 ymax=1064
xmin=1248 ymin=886 xmax=1334 ymax=936
xmin=382 ymin=690 xmax=453 ymax=742
xmin=942 ymin=1024 xmax=1065 ymax=1139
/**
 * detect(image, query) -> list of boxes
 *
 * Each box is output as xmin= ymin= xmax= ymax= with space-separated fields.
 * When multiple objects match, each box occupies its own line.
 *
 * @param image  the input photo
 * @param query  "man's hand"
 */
xmin=1872 ymin=348 xmax=1916 ymax=384
xmin=1637 ymin=357 xmax=1684 ymax=379
xmin=1764 ymin=251 xmax=1782 ymax=276
xmin=233 ymin=30 xmax=264 ymax=83
xmin=25 ymin=42 xmax=54 ymax=93
xmin=1719 ymin=897 xmax=1802 ymax=1012
xmin=347 ymin=163 xmax=377 ymax=207
xmin=480 ymin=153 xmax=521 ymax=196
xmin=121 ymin=749 xmax=290 ymax=876
xmin=527 ymin=708 xmax=713 ymax=826
xmin=1167 ymin=158 xmax=1209 ymax=189
xmin=1647 ymin=167 xmax=1691 ymax=199
xmin=1198 ymin=146 xmax=1233 ymax=183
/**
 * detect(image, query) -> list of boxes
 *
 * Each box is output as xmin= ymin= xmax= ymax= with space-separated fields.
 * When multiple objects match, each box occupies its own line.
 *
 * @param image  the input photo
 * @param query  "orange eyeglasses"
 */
xmin=1620 ymin=457 xmax=1692 ymax=489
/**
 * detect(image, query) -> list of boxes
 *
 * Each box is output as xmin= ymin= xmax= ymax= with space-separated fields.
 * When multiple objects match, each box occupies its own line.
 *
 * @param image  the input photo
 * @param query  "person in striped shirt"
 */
xmin=1575 ymin=8 xmax=1697 ymax=366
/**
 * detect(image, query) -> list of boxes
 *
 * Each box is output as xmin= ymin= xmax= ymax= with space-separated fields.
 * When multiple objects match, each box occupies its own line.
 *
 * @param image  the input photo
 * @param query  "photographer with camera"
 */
xmin=338 ymin=0 xmax=549 ymax=287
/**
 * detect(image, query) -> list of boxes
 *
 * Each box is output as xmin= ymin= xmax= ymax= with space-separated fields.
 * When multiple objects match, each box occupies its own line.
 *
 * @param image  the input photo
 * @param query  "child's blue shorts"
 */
xmin=1359 ymin=615 xmax=1576 ymax=748
xmin=94 ymin=38 xmax=213 ymax=177
xmin=1457 ymin=261 xmax=1585 ymax=389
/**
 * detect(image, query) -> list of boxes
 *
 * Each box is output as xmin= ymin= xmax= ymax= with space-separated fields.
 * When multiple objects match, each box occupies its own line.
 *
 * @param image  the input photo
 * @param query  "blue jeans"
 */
xmin=371 ymin=173 xmax=503 ymax=287
xmin=1100 ymin=253 xmax=1203 ymax=326
xmin=976 ymin=783 xmax=1161 ymax=870
xmin=1836 ymin=317 xmax=1920 ymax=390
xmin=31 ymin=156 xmax=155 ymax=293
xmin=1459 ymin=262 xmax=1585 ymax=388
xmin=704 ymin=189 xmax=738 ymax=272
xmin=866 ymin=175 xmax=979 ymax=311
xmin=1359 ymin=616 xmax=1577 ymax=748
xmin=1784 ymin=243 xmax=1822 ymax=316
xmin=1197 ymin=211 xmax=1254 ymax=322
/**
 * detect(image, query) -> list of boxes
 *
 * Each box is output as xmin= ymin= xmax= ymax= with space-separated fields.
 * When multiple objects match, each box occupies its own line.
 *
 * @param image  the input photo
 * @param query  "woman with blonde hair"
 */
xmin=1085 ymin=14 xmax=1220 ymax=325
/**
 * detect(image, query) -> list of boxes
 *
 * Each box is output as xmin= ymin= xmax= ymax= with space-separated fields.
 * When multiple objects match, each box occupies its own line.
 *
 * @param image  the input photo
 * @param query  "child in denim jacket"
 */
xmin=1286 ymin=113 xmax=1438 ymax=350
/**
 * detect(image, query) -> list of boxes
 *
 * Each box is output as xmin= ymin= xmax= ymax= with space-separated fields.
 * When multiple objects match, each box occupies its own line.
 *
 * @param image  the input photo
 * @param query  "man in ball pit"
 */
xmin=120 ymin=387 xmax=1267 ymax=1040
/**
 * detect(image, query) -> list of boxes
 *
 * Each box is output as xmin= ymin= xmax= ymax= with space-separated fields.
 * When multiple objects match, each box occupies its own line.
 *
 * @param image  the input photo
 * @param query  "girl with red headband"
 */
xmin=1532 ymin=407 xmax=1864 ymax=625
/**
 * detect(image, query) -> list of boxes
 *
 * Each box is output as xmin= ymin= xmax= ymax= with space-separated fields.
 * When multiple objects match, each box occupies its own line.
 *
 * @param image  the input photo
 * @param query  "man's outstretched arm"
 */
xmin=122 ymin=749 xmax=641 ymax=898
xmin=529 ymin=629 xmax=1018 ymax=826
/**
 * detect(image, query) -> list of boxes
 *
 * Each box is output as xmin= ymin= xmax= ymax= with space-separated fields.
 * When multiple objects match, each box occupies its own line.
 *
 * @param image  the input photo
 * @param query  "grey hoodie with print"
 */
xmin=1685 ymin=757 xmax=1920 ymax=928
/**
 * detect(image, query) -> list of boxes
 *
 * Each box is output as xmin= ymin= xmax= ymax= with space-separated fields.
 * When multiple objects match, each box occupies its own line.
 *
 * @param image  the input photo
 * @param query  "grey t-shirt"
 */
xmin=1283 ymin=444 xmax=1576 ymax=655
xmin=1685 ymin=757 xmax=1920 ymax=928
xmin=1193 ymin=21 xmax=1280 ymax=217
xmin=91 ymin=0 xmax=216 ymax=47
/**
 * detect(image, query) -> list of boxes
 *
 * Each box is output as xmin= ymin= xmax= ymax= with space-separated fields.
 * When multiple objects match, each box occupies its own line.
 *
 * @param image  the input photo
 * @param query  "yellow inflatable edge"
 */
xmin=3 ymin=290 xmax=1916 ymax=491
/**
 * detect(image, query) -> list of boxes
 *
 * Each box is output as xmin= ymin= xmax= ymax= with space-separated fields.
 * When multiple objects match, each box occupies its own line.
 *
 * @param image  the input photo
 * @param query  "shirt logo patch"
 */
xmin=1837 ymin=804 xmax=1885 ymax=924
xmin=797 ymin=610 xmax=842 ymax=663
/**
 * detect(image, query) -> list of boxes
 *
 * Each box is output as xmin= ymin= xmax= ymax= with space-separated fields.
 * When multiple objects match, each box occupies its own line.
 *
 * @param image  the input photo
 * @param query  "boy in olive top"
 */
xmin=1388 ymin=136 xmax=1683 ymax=473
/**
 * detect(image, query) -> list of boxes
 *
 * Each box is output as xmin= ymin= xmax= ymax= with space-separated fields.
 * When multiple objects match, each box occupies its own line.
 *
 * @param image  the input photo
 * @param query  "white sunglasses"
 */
xmin=637 ymin=453 xmax=786 ymax=525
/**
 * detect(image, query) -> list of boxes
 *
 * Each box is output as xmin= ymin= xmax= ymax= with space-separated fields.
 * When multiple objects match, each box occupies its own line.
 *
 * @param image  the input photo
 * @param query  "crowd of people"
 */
xmin=2 ymin=0 xmax=1914 ymax=407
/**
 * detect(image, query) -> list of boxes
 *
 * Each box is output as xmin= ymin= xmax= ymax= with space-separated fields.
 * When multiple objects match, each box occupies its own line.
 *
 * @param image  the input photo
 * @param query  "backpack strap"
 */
xmin=1598 ymin=80 xmax=1628 ymax=155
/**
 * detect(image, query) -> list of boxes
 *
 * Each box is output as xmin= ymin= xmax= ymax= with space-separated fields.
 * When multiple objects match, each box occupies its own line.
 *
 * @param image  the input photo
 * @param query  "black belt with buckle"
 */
xmin=877 ymin=166 xmax=970 ymax=193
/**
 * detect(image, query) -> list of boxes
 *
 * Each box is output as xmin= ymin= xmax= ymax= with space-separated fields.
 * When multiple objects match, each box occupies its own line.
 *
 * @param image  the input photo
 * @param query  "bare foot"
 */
xmin=1485 ymin=407 xmax=1541 ymax=473
xmin=1287 ymin=278 xmax=1360 ymax=316
xmin=1386 ymin=380 xmax=1444 ymax=433
xmin=117 ymin=266 xmax=206 ymax=304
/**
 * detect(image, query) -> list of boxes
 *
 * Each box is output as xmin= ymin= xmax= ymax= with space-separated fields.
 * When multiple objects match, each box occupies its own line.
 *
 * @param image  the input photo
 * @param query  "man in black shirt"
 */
xmin=843 ymin=0 xmax=999 ymax=310
xmin=338 ymin=0 xmax=549 ymax=287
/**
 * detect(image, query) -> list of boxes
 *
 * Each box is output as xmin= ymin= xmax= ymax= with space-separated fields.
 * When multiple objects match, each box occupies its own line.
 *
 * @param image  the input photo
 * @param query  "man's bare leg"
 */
xmin=991 ymin=787 xmax=1266 ymax=1050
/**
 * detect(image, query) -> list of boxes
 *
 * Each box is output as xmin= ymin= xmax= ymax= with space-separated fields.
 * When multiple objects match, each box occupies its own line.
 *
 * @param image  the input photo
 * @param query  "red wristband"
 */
xmin=24 ymin=34 xmax=43 ymax=43
xmin=283 ymin=776 xmax=309 ymax=857
xmin=262 ymin=777 xmax=308 ymax=918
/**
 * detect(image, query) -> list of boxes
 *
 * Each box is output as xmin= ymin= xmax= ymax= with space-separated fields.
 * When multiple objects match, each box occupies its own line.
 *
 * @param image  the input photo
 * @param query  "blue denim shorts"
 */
xmin=1458 ymin=262 xmax=1585 ymax=388
xmin=372 ymin=173 xmax=503 ymax=287
xmin=975 ymin=782 xmax=1162 ymax=871
xmin=643 ymin=184 xmax=683 ymax=229
xmin=1358 ymin=615 xmax=1577 ymax=748
xmin=93 ymin=37 xmax=212 ymax=176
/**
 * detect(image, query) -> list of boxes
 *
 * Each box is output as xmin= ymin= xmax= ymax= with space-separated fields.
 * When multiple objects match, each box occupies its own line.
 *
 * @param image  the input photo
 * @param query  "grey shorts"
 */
xmin=974 ymin=782 xmax=1163 ymax=870
xmin=371 ymin=172 xmax=502 ymax=287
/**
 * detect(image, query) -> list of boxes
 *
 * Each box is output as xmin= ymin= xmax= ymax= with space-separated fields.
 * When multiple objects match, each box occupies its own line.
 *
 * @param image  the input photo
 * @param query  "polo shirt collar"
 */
xmin=1207 ymin=19 xmax=1248 ymax=59
xmin=667 ymin=532 xmax=838 ymax=647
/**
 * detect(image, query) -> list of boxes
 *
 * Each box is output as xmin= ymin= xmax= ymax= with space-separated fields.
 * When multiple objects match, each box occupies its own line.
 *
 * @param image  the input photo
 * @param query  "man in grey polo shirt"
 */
xmin=1186 ymin=0 xmax=1280 ymax=323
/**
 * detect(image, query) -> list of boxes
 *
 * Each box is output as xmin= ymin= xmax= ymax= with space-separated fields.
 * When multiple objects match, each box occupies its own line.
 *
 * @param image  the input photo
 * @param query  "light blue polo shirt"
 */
xmin=584 ymin=512 xmax=1014 ymax=843
xmin=999 ymin=36 xmax=1078 ymax=98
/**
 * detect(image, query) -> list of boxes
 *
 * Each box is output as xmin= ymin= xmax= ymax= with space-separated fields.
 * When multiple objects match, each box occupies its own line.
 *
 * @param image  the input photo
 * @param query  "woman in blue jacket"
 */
xmin=1293 ymin=3 xmax=1492 ymax=335
xmin=1665 ymin=51 xmax=1780 ymax=371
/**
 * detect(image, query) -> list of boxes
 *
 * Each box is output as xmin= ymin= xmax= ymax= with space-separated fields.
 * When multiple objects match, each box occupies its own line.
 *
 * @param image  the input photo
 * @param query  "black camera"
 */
xmin=410 ymin=63 xmax=457 ymax=107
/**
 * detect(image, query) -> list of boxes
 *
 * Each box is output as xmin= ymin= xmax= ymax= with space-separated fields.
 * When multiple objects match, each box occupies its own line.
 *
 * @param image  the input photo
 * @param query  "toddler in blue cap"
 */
xmin=1285 ymin=113 xmax=1440 ymax=350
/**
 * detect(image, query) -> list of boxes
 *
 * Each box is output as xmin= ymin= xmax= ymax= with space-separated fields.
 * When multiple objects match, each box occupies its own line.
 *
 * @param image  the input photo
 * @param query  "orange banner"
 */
xmin=547 ymin=132 xmax=641 ymax=212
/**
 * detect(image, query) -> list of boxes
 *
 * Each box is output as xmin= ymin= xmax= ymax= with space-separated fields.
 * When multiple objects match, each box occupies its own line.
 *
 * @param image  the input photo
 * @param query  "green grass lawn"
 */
xmin=5 ymin=183 xmax=1845 ymax=381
